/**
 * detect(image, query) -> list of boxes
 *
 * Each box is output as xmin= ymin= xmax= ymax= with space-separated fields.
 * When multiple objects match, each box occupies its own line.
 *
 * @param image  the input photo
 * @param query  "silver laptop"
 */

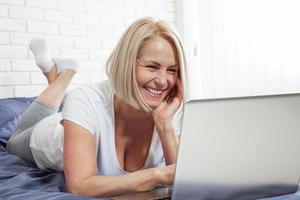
xmin=172 ymin=93 xmax=300 ymax=200
xmin=113 ymin=93 xmax=300 ymax=200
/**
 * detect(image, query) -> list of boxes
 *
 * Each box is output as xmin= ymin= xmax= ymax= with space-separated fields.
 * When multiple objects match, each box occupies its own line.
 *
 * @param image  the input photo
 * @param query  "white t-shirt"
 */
xmin=30 ymin=80 xmax=182 ymax=175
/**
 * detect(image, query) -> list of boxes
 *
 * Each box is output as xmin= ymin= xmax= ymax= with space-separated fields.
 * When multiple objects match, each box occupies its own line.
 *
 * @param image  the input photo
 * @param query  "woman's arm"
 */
xmin=152 ymin=79 xmax=183 ymax=165
xmin=153 ymin=101 xmax=180 ymax=165
xmin=63 ymin=120 xmax=175 ymax=197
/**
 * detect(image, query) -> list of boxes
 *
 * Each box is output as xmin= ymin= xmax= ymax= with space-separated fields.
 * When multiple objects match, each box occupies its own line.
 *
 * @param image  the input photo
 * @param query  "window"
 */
xmin=177 ymin=0 xmax=300 ymax=100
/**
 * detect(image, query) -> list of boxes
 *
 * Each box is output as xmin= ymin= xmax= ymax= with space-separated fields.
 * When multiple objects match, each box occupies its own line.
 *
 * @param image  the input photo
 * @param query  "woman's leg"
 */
xmin=37 ymin=68 xmax=76 ymax=109
xmin=29 ymin=38 xmax=78 ymax=109
xmin=6 ymin=38 xmax=78 ymax=164
xmin=13 ymin=67 xmax=76 ymax=134
xmin=7 ymin=68 xmax=76 ymax=164
xmin=14 ymin=38 xmax=78 ymax=131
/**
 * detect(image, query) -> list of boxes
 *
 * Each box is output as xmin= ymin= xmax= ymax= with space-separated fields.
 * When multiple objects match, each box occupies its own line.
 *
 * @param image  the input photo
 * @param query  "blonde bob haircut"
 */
xmin=106 ymin=17 xmax=187 ymax=112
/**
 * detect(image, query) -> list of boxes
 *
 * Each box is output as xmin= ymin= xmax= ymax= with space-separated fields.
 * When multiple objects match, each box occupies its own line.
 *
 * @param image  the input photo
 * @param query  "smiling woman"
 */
xmin=106 ymin=17 xmax=186 ymax=111
xmin=6 ymin=17 xmax=187 ymax=198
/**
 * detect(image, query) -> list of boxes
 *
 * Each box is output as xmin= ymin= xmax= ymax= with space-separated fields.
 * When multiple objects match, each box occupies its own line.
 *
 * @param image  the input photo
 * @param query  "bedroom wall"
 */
xmin=0 ymin=0 xmax=176 ymax=98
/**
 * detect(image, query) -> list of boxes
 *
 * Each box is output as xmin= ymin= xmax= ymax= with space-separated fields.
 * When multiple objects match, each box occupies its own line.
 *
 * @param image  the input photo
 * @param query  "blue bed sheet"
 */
xmin=0 ymin=148 xmax=99 ymax=200
xmin=0 ymin=98 xmax=106 ymax=200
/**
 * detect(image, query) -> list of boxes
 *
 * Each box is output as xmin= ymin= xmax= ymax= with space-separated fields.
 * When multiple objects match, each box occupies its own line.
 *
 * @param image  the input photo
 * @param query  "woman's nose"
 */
xmin=154 ymin=71 xmax=167 ymax=88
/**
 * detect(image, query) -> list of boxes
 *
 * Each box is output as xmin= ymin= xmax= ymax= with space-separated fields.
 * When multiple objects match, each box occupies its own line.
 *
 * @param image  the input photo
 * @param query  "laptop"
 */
xmin=113 ymin=93 xmax=300 ymax=200
xmin=172 ymin=93 xmax=300 ymax=200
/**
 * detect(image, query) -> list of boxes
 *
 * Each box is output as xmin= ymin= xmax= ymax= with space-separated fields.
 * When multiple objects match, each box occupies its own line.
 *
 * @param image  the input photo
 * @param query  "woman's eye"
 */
xmin=167 ymin=68 xmax=178 ymax=74
xmin=146 ymin=66 xmax=158 ymax=71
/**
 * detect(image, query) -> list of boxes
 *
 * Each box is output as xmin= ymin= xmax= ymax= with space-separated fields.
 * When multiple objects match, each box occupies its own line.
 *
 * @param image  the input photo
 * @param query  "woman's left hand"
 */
xmin=152 ymin=79 xmax=183 ymax=132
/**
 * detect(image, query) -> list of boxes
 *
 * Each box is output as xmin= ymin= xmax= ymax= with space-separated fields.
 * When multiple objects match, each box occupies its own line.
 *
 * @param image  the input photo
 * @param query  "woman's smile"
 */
xmin=144 ymin=86 xmax=164 ymax=98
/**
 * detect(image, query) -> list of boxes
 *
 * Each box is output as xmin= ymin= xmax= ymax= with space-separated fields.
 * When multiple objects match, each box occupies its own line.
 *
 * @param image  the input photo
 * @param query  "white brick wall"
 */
xmin=0 ymin=0 xmax=176 ymax=98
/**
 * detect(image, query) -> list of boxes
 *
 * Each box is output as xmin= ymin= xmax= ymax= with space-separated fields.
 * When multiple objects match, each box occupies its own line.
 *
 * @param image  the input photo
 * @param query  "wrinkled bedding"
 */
xmin=0 ymin=98 xmax=102 ymax=200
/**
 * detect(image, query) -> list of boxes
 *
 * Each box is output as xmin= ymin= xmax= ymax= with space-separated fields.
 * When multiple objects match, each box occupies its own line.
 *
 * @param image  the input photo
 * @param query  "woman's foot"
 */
xmin=29 ymin=38 xmax=55 ymax=73
xmin=44 ymin=58 xmax=79 ymax=85
xmin=30 ymin=38 xmax=79 ymax=84
xmin=53 ymin=58 xmax=79 ymax=74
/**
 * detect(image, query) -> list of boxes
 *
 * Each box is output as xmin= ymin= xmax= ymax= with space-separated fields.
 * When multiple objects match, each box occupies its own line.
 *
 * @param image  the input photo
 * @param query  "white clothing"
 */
xmin=30 ymin=80 xmax=182 ymax=175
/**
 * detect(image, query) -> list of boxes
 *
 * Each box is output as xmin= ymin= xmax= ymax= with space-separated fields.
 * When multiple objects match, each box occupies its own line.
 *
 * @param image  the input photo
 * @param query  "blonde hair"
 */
xmin=106 ymin=17 xmax=187 ymax=111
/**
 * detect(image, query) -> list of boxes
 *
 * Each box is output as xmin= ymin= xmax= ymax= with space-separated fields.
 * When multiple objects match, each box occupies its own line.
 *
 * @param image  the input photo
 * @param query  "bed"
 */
xmin=0 ymin=97 xmax=299 ymax=200
xmin=0 ymin=97 xmax=107 ymax=200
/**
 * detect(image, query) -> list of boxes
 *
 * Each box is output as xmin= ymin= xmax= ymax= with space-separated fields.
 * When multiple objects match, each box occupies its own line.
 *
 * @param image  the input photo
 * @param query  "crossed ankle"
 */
xmin=30 ymin=38 xmax=79 ymax=74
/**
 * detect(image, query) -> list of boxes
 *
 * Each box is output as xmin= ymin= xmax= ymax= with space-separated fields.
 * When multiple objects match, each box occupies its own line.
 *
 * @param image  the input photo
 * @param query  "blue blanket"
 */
xmin=0 ymin=98 xmax=105 ymax=200
xmin=0 ymin=150 xmax=97 ymax=200
xmin=0 ymin=97 xmax=299 ymax=199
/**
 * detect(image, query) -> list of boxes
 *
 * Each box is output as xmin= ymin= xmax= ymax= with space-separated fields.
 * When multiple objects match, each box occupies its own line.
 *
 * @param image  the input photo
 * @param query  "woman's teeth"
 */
xmin=145 ymin=87 xmax=163 ymax=97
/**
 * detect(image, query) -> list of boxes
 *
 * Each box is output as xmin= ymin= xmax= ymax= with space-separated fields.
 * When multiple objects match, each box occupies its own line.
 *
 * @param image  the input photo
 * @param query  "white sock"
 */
xmin=29 ymin=38 xmax=55 ymax=72
xmin=53 ymin=58 xmax=79 ymax=74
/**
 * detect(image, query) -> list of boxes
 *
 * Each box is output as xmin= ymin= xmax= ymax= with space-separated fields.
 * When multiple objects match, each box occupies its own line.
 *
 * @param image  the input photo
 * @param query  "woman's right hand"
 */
xmin=133 ymin=164 xmax=176 ymax=192
xmin=155 ymin=164 xmax=176 ymax=185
